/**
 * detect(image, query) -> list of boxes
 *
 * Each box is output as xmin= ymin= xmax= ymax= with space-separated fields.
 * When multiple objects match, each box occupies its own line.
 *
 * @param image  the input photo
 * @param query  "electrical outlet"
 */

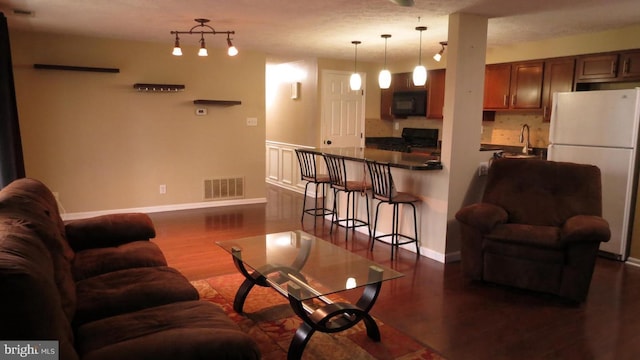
xmin=478 ymin=162 xmax=489 ymax=177
xmin=159 ymin=184 xmax=167 ymax=194
xmin=246 ymin=117 xmax=258 ymax=126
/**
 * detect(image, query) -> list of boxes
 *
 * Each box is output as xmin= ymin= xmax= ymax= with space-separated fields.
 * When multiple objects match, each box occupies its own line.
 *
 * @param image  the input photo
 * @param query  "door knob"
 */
xmin=326 ymin=140 xmax=332 ymax=145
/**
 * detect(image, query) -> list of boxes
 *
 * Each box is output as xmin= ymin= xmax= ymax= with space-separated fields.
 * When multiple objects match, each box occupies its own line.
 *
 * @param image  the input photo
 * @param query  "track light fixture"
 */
xmin=433 ymin=41 xmax=447 ymax=62
xmin=170 ymin=18 xmax=237 ymax=57
xmin=226 ymin=34 xmax=238 ymax=56
xmin=413 ymin=26 xmax=428 ymax=86
xmin=378 ymin=34 xmax=392 ymax=89
xmin=350 ymin=41 xmax=362 ymax=91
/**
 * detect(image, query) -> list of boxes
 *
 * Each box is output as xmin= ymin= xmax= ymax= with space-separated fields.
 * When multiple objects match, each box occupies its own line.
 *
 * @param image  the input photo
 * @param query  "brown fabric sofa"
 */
xmin=0 ymin=178 xmax=260 ymax=360
xmin=455 ymin=159 xmax=611 ymax=302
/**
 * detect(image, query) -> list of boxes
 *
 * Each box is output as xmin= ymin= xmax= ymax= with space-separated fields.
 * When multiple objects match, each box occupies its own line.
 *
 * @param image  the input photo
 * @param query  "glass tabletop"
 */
xmin=217 ymin=230 xmax=404 ymax=300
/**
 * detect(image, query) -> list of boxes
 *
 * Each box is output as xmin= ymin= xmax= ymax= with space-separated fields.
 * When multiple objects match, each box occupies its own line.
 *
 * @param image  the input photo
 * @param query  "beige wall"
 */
xmin=265 ymin=58 xmax=318 ymax=146
xmin=10 ymin=31 xmax=266 ymax=214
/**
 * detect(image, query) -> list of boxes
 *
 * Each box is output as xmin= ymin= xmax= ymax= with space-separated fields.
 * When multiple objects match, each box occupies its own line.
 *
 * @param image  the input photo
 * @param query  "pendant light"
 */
xmin=350 ymin=41 xmax=362 ymax=91
xmin=412 ymin=26 xmax=427 ymax=86
xmin=378 ymin=34 xmax=392 ymax=89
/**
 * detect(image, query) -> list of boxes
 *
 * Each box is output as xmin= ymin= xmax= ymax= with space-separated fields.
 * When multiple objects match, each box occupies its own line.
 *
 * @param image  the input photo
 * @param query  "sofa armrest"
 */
xmin=560 ymin=215 xmax=611 ymax=245
xmin=65 ymin=213 xmax=156 ymax=251
xmin=455 ymin=203 xmax=508 ymax=233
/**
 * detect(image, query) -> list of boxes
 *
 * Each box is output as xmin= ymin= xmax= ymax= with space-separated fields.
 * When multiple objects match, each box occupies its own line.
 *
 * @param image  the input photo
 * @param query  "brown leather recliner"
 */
xmin=455 ymin=158 xmax=611 ymax=302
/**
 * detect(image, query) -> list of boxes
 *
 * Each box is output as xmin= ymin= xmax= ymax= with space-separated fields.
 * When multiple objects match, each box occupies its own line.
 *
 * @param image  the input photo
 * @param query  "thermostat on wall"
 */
xmin=195 ymin=108 xmax=207 ymax=116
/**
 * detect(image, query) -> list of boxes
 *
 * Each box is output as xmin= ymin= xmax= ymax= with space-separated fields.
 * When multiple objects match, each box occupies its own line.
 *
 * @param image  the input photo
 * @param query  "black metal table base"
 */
xmin=229 ymin=249 xmax=383 ymax=360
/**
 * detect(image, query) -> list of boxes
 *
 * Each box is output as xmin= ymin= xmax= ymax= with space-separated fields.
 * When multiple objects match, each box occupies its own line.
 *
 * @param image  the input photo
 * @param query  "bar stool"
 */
xmin=295 ymin=149 xmax=334 ymax=226
xmin=323 ymin=153 xmax=371 ymax=242
xmin=366 ymin=160 xmax=420 ymax=259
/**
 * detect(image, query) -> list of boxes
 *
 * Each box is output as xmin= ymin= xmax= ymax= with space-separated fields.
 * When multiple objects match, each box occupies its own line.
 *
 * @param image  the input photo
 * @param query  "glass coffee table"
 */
xmin=217 ymin=230 xmax=404 ymax=360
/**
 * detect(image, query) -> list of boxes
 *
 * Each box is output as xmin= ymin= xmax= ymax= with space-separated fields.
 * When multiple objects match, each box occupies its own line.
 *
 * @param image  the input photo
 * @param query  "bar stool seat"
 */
xmin=295 ymin=149 xmax=334 ymax=225
xmin=323 ymin=153 xmax=371 ymax=242
xmin=366 ymin=160 xmax=420 ymax=259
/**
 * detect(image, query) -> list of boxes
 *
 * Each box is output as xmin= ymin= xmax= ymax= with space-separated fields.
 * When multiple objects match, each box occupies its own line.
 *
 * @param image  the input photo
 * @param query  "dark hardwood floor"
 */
xmin=150 ymin=184 xmax=640 ymax=359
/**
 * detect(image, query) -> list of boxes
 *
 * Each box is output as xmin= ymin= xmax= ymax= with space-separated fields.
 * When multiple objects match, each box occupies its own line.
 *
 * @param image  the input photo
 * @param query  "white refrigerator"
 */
xmin=548 ymin=88 xmax=640 ymax=260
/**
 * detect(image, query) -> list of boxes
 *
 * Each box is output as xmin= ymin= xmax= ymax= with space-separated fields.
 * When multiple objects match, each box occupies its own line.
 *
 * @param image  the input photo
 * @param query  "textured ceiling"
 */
xmin=1 ymin=0 xmax=639 ymax=62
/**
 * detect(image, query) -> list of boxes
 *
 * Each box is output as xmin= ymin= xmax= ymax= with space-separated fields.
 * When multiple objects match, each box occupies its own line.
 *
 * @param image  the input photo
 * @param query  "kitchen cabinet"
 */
xmin=483 ymin=64 xmax=511 ymax=109
xmin=483 ymin=61 xmax=544 ymax=110
xmin=575 ymin=50 xmax=640 ymax=85
xmin=575 ymin=54 xmax=618 ymax=81
xmin=426 ymin=69 xmax=446 ymax=120
xmin=393 ymin=72 xmax=426 ymax=91
xmin=380 ymin=86 xmax=393 ymax=121
xmin=541 ymin=57 xmax=575 ymax=122
xmin=620 ymin=50 xmax=640 ymax=79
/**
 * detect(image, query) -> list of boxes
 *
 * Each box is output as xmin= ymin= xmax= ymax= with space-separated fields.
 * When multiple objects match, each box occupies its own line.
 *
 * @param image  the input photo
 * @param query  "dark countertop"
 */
xmin=306 ymin=147 xmax=442 ymax=171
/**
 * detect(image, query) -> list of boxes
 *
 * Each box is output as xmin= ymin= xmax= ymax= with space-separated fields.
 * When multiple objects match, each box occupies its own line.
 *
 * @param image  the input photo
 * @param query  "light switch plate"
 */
xmin=246 ymin=117 xmax=258 ymax=126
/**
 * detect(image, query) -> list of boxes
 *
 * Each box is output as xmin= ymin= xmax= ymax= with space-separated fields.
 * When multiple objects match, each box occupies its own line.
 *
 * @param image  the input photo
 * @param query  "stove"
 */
xmin=375 ymin=128 xmax=439 ymax=153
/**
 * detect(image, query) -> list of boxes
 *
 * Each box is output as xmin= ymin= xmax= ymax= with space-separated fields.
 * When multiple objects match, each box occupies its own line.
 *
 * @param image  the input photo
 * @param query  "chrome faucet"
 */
xmin=519 ymin=124 xmax=531 ymax=154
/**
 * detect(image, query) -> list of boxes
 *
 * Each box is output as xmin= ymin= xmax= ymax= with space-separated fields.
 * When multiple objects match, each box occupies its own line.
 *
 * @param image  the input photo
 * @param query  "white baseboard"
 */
xmin=625 ymin=257 xmax=640 ymax=267
xmin=60 ymin=197 xmax=267 ymax=221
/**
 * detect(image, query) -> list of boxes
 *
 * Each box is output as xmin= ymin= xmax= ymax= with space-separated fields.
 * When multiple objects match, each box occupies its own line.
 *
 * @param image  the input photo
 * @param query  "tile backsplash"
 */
xmin=481 ymin=112 xmax=549 ymax=148
xmin=366 ymin=111 xmax=550 ymax=149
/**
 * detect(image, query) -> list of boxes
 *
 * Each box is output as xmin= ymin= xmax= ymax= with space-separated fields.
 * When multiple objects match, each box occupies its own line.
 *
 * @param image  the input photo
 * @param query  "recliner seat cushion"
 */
xmin=74 ymin=266 xmax=198 ymax=325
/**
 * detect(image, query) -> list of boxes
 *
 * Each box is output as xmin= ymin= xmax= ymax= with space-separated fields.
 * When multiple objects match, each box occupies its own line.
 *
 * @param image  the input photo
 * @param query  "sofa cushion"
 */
xmin=0 ymin=218 xmax=79 ymax=360
xmin=74 ymin=266 xmax=199 ymax=325
xmin=0 ymin=178 xmax=77 ymax=321
xmin=65 ymin=213 xmax=156 ymax=251
xmin=76 ymin=301 xmax=260 ymax=360
xmin=72 ymin=241 xmax=167 ymax=281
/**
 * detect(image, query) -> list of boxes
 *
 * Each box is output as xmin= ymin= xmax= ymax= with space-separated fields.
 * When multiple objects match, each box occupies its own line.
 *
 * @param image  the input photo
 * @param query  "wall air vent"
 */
xmin=204 ymin=177 xmax=244 ymax=200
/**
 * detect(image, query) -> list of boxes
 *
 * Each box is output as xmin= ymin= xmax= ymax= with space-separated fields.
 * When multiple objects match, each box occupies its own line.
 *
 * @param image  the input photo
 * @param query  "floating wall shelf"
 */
xmin=193 ymin=99 xmax=242 ymax=106
xmin=34 ymin=63 xmax=120 ymax=73
xmin=133 ymin=83 xmax=185 ymax=92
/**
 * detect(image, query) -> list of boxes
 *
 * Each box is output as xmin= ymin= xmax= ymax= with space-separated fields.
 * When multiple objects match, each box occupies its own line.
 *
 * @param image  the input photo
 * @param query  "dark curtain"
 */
xmin=0 ymin=12 xmax=25 ymax=188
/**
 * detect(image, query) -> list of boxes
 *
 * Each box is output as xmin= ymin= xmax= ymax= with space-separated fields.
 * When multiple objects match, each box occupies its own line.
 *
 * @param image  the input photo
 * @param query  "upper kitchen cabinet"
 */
xmin=575 ymin=53 xmax=618 ymax=82
xmin=620 ymin=50 xmax=640 ymax=80
xmin=575 ymin=50 xmax=640 ymax=89
xmin=483 ymin=61 xmax=544 ymax=110
xmin=427 ymin=69 xmax=446 ymax=120
xmin=483 ymin=63 xmax=511 ymax=109
xmin=394 ymin=72 xmax=426 ymax=91
xmin=380 ymin=86 xmax=393 ymax=121
xmin=541 ymin=57 xmax=576 ymax=122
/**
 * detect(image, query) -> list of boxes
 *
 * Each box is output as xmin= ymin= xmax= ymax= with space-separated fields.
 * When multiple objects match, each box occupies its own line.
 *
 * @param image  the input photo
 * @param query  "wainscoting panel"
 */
xmin=265 ymin=141 xmax=308 ymax=194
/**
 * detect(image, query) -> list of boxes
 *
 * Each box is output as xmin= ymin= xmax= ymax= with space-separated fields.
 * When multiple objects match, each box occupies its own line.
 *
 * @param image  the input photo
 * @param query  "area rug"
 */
xmin=191 ymin=273 xmax=444 ymax=360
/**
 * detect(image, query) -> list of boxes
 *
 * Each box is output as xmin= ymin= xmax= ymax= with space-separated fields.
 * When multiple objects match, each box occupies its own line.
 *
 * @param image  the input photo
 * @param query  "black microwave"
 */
xmin=392 ymin=90 xmax=427 ymax=117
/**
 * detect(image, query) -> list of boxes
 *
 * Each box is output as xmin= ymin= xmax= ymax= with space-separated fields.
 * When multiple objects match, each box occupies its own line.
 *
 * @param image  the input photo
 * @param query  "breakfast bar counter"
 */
xmin=305 ymin=147 xmax=442 ymax=170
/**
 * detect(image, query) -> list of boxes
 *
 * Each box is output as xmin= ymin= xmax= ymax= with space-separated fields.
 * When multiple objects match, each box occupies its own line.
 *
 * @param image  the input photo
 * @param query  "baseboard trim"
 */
xmin=60 ymin=197 xmax=267 ymax=221
xmin=625 ymin=257 xmax=640 ymax=267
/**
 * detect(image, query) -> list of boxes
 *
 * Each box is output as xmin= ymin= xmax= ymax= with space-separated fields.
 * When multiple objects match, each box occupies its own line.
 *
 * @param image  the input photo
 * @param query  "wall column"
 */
xmin=440 ymin=13 xmax=489 ymax=255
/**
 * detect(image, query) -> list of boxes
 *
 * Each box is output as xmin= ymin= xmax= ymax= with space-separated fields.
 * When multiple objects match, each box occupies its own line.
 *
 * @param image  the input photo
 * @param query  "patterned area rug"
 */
xmin=192 ymin=273 xmax=444 ymax=360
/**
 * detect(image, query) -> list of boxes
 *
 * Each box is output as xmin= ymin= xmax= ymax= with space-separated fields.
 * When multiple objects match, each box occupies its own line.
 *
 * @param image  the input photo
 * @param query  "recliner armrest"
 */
xmin=560 ymin=215 xmax=611 ymax=245
xmin=65 ymin=213 xmax=156 ymax=251
xmin=455 ymin=203 xmax=508 ymax=233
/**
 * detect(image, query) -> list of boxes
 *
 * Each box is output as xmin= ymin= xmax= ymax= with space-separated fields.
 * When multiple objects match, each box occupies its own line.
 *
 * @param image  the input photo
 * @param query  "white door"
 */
xmin=321 ymin=70 xmax=365 ymax=147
